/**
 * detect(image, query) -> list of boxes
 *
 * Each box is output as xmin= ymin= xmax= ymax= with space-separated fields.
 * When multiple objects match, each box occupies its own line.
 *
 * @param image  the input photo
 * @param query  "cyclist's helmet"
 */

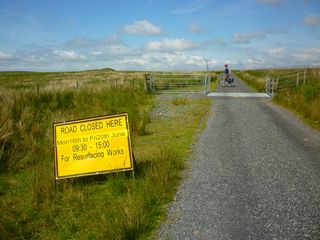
xmin=224 ymin=64 xmax=228 ymax=67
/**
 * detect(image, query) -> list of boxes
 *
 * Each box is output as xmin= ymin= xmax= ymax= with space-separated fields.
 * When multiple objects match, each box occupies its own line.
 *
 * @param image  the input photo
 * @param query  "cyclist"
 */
xmin=224 ymin=64 xmax=231 ymax=83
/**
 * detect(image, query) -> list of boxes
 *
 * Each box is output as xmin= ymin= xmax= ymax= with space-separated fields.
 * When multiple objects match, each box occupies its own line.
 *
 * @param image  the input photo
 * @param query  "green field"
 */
xmin=0 ymin=69 xmax=212 ymax=239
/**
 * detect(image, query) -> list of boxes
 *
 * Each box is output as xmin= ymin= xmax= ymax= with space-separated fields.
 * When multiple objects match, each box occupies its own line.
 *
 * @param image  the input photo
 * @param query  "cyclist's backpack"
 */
xmin=225 ymin=68 xmax=229 ymax=75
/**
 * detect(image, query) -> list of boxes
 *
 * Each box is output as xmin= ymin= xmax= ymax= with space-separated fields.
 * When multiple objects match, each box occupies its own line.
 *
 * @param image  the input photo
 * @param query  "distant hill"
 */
xmin=101 ymin=67 xmax=115 ymax=71
xmin=0 ymin=67 xmax=116 ymax=74
xmin=84 ymin=67 xmax=116 ymax=72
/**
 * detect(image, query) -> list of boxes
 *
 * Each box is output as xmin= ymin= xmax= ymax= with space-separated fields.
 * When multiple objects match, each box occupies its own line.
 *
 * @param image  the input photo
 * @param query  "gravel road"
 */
xmin=157 ymin=77 xmax=320 ymax=239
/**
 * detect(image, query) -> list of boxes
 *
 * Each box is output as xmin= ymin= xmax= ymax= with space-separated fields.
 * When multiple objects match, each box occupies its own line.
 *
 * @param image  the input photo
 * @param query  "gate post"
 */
xmin=265 ymin=76 xmax=269 ymax=94
xmin=144 ymin=74 xmax=149 ymax=93
xmin=272 ymin=77 xmax=275 ymax=96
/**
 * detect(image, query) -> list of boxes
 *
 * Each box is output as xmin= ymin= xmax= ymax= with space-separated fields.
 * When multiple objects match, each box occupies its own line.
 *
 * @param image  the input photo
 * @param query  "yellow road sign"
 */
xmin=53 ymin=113 xmax=133 ymax=179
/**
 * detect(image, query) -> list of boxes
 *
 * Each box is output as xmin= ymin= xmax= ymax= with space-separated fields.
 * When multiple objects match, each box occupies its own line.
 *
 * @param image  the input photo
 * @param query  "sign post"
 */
xmin=53 ymin=113 xmax=134 ymax=181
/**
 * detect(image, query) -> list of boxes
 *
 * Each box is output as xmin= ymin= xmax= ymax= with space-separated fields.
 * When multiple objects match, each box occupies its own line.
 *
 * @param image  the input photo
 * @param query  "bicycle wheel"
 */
xmin=219 ymin=77 xmax=226 ymax=87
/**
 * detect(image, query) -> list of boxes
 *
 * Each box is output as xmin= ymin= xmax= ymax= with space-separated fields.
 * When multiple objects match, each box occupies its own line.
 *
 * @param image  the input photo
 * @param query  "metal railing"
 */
xmin=145 ymin=73 xmax=211 ymax=95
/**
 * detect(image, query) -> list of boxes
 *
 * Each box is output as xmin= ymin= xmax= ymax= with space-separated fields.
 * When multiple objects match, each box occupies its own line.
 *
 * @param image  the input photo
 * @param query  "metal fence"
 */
xmin=265 ymin=68 xmax=312 ymax=96
xmin=145 ymin=73 xmax=211 ymax=95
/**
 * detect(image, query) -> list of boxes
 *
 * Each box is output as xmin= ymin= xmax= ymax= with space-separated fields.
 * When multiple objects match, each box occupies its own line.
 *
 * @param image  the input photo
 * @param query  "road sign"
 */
xmin=53 ymin=113 xmax=133 ymax=179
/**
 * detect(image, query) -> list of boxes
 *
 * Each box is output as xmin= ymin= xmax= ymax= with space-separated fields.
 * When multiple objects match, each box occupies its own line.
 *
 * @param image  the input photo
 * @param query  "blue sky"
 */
xmin=0 ymin=0 xmax=319 ymax=71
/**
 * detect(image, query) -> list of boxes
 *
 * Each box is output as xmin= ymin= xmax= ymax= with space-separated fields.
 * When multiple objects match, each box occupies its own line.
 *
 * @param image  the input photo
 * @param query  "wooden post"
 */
xmin=272 ymin=77 xmax=275 ymax=96
xmin=296 ymin=72 xmax=299 ymax=87
xmin=303 ymin=69 xmax=306 ymax=85
xmin=144 ymin=74 xmax=148 ymax=93
xmin=265 ymin=75 xmax=267 ymax=92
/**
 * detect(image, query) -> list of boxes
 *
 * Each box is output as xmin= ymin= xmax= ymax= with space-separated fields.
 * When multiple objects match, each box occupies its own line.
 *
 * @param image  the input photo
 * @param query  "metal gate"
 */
xmin=145 ymin=73 xmax=210 ymax=94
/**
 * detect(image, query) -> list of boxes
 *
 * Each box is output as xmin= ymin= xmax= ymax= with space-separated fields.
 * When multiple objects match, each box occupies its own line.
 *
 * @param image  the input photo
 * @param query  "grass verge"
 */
xmin=273 ymin=84 xmax=320 ymax=131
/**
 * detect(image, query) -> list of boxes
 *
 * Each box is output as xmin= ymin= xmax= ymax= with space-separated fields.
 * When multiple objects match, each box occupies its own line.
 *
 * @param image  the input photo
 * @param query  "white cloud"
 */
xmin=265 ymin=47 xmax=286 ymax=58
xmin=233 ymin=32 xmax=266 ymax=43
xmin=245 ymin=57 xmax=265 ymax=65
xmin=91 ymin=51 xmax=102 ymax=56
xmin=24 ymin=55 xmax=47 ymax=63
xmin=0 ymin=51 xmax=12 ymax=60
xmin=292 ymin=48 xmax=320 ymax=62
xmin=53 ymin=50 xmax=86 ymax=60
xmin=109 ymin=44 xmax=135 ymax=55
xmin=122 ymin=20 xmax=163 ymax=35
xmin=119 ymin=52 xmax=216 ymax=71
xmin=304 ymin=14 xmax=320 ymax=26
xmin=187 ymin=23 xmax=206 ymax=33
xmin=146 ymin=38 xmax=198 ymax=52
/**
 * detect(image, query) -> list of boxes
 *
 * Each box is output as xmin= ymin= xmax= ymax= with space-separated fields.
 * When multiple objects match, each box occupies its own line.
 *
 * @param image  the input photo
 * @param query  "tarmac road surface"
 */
xmin=157 ymin=76 xmax=320 ymax=240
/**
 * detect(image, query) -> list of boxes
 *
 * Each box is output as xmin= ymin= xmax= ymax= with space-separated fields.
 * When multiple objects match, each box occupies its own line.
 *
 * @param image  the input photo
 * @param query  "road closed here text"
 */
xmin=53 ymin=114 xmax=133 ymax=179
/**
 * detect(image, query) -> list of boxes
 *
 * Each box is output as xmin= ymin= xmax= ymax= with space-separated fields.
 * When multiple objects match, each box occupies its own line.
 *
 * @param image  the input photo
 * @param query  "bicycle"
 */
xmin=219 ymin=73 xmax=235 ymax=87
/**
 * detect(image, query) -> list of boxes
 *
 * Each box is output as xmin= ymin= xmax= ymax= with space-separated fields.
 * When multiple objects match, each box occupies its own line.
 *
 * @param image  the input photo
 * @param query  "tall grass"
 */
xmin=273 ymin=82 xmax=320 ymax=129
xmin=0 ymin=70 xmax=212 ymax=239
xmin=0 ymin=84 xmax=151 ymax=173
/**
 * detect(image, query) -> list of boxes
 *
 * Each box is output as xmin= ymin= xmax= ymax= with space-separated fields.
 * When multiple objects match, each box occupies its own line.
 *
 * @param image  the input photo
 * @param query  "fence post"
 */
xmin=272 ymin=77 xmax=275 ymax=96
xmin=296 ymin=72 xmax=299 ymax=87
xmin=303 ymin=68 xmax=306 ymax=85
xmin=265 ymin=76 xmax=269 ymax=94
xmin=204 ymin=75 xmax=209 ymax=95
xmin=151 ymin=73 xmax=155 ymax=93
xmin=265 ymin=76 xmax=268 ymax=94
xmin=144 ymin=74 xmax=148 ymax=93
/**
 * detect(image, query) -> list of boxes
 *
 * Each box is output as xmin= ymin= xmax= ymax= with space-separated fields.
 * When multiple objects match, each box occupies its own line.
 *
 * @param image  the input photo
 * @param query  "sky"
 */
xmin=0 ymin=0 xmax=320 ymax=72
